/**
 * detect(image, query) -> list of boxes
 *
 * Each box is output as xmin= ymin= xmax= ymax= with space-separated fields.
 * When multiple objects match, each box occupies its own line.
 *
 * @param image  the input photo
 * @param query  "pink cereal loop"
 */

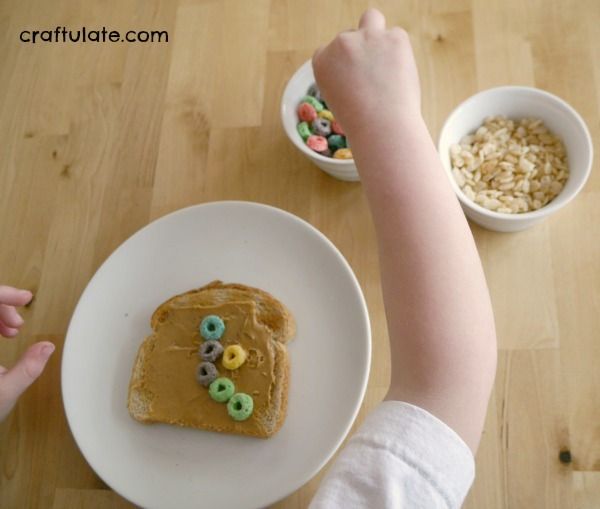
xmin=307 ymin=135 xmax=328 ymax=152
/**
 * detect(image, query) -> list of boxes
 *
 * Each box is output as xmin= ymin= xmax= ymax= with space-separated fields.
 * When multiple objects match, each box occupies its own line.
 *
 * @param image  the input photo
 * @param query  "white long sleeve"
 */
xmin=309 ymin=401 xmax=475 ymax=508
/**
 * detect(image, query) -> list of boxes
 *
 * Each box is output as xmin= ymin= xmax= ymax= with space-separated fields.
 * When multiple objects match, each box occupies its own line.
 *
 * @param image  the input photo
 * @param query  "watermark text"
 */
xmin=20 ymin=27 xmax=168 ymax=44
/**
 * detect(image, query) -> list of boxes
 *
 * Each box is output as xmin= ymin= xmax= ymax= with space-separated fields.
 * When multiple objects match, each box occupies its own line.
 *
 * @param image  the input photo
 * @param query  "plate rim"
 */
xmin=61 ymin=200 xmax=372 ymax=508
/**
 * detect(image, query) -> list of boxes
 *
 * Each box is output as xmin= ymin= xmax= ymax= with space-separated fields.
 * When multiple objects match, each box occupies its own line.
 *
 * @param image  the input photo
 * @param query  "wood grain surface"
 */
xmin=1 ymin=0 xmax=599 ymax=507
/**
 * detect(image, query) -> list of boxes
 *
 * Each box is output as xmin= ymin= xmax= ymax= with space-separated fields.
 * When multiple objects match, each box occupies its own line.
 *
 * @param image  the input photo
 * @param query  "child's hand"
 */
xmin=0 ymin=286 xmax=54 ymax=421
xmin=312 ymin=9 xmax=421 ymax=135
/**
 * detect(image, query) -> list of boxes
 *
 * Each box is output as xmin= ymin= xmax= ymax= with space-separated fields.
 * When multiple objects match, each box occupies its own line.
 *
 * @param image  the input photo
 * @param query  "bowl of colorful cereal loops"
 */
xmin=438 ymin=86 xmax=592 ymax=232
xmin=281 ymin=59 xmax=358 ymax=181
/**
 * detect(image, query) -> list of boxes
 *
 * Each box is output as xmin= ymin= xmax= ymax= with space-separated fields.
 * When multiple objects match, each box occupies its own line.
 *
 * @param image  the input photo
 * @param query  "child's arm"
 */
xmin=313 ymin=9 xmax=496 ymax=453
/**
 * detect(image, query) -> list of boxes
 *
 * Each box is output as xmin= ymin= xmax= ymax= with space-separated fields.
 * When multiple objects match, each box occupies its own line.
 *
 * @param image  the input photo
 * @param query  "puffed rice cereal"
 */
xmin=449 ymin=116 xmax=569 ymax=214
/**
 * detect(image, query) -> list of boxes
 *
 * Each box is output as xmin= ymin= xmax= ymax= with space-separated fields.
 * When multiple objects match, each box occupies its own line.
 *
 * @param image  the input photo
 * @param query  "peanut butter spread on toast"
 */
xmin=139 ymin=301 xmax=275 ymax=435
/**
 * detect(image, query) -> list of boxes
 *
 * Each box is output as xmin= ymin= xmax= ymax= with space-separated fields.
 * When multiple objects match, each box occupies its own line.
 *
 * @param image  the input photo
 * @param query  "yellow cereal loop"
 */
xmin=318 ymin=109 xmax=334 ymax=122
xmin=333 ymin=148 xmax=353 ymax=159
xmin=222 ymin=344 xmax=247 ymax=370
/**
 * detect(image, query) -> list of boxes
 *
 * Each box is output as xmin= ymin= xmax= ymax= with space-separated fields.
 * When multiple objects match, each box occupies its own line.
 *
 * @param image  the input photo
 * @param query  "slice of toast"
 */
xmin=128 ymin=281 xmax=296 ymax=438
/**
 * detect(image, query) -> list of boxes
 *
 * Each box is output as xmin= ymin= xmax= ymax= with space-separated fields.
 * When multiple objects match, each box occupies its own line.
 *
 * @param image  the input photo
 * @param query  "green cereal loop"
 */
xmin=209 ymin=377 xmax=235 ymax=403
xmin=301 ymin=95 xmax=324 ymax=112
xmin=297 ymin=121 xmax=312 ymax=141
xmin=227 ymin=393 xmax=254 ymax=421
xmin=328 ymin=134 xmax=346 ymax=151
xmin=200 ymin=314 xmax=225 ymax=341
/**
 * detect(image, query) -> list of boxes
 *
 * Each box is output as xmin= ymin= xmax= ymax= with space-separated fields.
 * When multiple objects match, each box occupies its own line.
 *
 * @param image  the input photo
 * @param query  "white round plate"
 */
xmin=62 ymin=201 xmax=371 ymax=509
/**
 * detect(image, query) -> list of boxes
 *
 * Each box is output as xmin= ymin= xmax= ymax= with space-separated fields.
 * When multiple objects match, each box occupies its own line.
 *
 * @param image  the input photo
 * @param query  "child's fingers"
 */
xmin=0 ymin=286 xmax=33 ymax=307
xmin=0 ymin=341 xmax=55 ymax=420
xmin=358 ymin=8 xmax=386 ymax=31
xmin=0 ymin=305 xmax=24 ymax=329
xmin=0 ymin=322 xmax=19 ymax=337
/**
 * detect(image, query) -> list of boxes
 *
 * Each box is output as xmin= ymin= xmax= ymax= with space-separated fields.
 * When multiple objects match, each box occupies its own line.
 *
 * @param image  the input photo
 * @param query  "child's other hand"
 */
xmin=312 ymin=9 xmax=421 ymax=135
xmin=0 ymin=286 xmax=54 ymax=421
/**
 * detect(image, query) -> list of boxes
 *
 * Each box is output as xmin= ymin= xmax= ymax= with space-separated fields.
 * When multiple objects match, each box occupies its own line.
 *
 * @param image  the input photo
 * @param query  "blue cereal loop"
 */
xmin=200 ymin=315 xmax=225 ymax=341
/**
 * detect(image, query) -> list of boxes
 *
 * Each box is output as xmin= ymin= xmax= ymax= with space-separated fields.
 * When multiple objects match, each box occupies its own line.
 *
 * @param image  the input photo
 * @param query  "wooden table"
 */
xmin=1 ymin=0 xmax=598 ymax=507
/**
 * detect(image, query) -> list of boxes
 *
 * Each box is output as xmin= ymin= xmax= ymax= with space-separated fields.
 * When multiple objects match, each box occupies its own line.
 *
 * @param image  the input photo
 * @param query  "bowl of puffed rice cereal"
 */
xmin=438 ymin=86 xmax=592 ymax=232
xmin=281 ymin=59 xmax=359 ymax=181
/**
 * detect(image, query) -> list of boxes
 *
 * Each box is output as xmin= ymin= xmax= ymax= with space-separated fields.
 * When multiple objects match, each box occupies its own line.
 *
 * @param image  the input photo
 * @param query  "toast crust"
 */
xmin=150 ymin=281 xmax=296 ymax=344
xmin=128 ymin=282 xmax=295 ymax=438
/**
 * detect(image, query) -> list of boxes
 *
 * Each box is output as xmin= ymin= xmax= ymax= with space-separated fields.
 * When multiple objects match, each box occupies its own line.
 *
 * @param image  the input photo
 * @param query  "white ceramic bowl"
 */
xmin=281 ymin=59 xmax=359 ymax=181
xmin=438 ymin=86 xmax=593 ymax=232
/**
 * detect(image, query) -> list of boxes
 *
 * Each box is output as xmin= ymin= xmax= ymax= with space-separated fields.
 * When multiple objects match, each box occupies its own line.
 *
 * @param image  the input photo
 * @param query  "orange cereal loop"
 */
xmin=331 ymin=120 xmax=345 ymax=135
xmin=297 ymin=102 xmax=317 ymax=123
